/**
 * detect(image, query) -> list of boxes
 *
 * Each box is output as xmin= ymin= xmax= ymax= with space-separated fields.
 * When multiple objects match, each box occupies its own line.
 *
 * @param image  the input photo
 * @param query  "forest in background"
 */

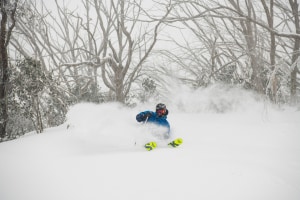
xmin=0 ymin=0 xmax=299 ymax=141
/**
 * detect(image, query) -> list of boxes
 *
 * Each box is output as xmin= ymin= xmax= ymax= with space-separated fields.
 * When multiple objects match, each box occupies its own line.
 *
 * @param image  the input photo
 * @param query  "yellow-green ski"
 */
xmin=168 ymin=138 xmax=183 ymax=148
xmin=144 ymin=138 xmax=183 ymax=151
xmin=144 ymin=141 xmax=157 ymax=151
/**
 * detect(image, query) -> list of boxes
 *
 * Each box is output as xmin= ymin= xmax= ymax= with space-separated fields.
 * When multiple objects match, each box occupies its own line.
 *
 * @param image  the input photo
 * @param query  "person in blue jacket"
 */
xmin=136 ymin=103 xmax=170 ymax=139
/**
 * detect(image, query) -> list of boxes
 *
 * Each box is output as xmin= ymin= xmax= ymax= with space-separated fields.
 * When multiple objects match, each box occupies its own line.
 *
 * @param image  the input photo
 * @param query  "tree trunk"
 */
xmin=0 ymin=0 xmax=18 ymax=138
xmin=34 ymin=95 xmax=43 ymax=133
xmin=289 ymin=0 xmax=300 ymax=104
xmin=261 ymin=0 xmax=278 ymax=101
xmin=0 ymin=3 xmax=9 ymax=138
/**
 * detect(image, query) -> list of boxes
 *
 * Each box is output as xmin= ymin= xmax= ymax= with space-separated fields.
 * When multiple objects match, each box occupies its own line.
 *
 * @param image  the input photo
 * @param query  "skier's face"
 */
xmin=156 ymin=109 xmax=166 ymax=116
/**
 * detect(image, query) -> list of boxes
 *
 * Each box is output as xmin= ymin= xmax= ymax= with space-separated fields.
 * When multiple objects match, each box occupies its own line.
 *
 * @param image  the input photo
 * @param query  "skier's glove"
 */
xmin=136 ymin=114 xmax=145 ymax=122
xmin=136 ymin=113 xmax=152 ymax=122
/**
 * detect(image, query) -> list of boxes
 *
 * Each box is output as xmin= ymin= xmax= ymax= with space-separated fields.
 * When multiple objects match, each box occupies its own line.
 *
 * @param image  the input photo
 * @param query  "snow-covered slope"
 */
xmin=0 ymin=85 xmax=299 ymax=200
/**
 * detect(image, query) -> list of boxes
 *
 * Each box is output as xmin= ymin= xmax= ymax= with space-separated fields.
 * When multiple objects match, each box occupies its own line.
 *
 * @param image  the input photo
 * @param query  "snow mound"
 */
xmin=66 ymin=102 xmax=140 ymax=151
xmin=0 ymin=85 xmax=300 ymax=200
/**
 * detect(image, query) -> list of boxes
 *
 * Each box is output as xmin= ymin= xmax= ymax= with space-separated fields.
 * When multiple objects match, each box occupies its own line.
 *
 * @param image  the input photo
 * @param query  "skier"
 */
xmin=136 ymin=103 xmax=170 ymax=138
xmin=136 ymin=103 xmax=182 ymax=150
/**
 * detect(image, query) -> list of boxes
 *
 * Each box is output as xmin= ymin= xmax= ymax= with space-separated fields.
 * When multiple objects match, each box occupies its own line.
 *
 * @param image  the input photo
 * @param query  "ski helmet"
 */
xmin=156 ymin=103 xmax=166 ymax=111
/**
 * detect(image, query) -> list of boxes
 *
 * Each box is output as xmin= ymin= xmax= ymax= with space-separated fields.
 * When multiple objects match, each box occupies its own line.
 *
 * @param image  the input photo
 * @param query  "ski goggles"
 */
xmin=156 ymin=109 xmax=166 ymax=115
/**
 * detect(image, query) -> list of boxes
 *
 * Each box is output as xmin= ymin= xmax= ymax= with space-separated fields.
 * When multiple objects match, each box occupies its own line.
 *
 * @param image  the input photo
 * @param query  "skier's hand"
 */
xmin=136 ymin=112 xmax=152 ymax=122
xmin=136 ymin=114 xmax=145 ymax=122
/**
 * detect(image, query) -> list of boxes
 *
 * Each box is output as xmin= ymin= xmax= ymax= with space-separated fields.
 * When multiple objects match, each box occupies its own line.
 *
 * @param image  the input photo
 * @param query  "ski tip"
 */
xmin=168 ymin=138 xmax=183 ymax=148
xmin=176 ymin=138 xmax=183 ymax=144
xmin=144 ymin=141 xmax=157 ymax=151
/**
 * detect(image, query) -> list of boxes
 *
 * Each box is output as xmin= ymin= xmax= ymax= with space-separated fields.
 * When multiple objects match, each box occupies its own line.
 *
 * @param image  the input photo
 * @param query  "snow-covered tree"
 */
xmin=157 ymin=0 xmax=300 ymax=104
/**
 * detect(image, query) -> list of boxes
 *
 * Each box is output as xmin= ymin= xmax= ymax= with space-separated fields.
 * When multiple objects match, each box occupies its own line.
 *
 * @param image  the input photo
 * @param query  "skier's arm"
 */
xmin=136 ymin=111 xmax=153 ymax=122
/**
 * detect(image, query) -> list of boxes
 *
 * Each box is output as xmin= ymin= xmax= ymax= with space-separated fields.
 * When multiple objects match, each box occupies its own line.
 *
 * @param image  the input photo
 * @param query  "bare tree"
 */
xmin=261 ymin=0 xmax=279 ymax=101
xmin=288 ymin=0 xmax=300 ymax=104
xmin=159 ymin=1 xmax=261 ymax=88
xmin=90 ymin=0 xmax=172 ymax=102
xmin=12 ymin=0 xmax=172 ymax=104
xmin=0 ymin=0 xmax=18 ymax=138
xmin=159 ymin=0 xmax=299 ymax=103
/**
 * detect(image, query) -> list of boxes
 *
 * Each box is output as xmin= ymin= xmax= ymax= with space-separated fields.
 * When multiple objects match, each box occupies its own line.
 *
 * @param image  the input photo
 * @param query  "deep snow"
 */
xmin=0 ymin=85 xmax=300 ymax=200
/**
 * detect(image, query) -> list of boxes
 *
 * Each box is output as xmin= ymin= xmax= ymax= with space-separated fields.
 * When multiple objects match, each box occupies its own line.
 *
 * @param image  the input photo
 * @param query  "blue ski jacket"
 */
xmin=136 ymin=110 xmax=170 ymax=133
